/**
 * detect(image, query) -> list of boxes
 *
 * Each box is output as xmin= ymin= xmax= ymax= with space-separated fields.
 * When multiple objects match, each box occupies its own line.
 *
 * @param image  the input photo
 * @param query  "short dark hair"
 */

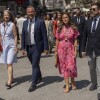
xmin=91 ymin=2 xmax=100 ymax=9
xmin=26 ymin=5 xmax=36 ymax=11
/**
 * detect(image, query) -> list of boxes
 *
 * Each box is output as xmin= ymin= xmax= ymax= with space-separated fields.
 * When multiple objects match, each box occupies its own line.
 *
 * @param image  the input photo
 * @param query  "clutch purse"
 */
xmin=55 ymin=53 xmax=59 ymax=68
xmin=0 ymin=44 xmax=3 ymax=52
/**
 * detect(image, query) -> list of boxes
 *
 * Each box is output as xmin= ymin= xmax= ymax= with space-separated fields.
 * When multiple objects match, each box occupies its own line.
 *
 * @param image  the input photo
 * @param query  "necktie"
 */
xmin=28 ymin=19 xmax=32 ymax=45
xmin=77 ymin=17 xmax=80 ymax=25
xmin=92 ymin=19 xmax=97 ymax=33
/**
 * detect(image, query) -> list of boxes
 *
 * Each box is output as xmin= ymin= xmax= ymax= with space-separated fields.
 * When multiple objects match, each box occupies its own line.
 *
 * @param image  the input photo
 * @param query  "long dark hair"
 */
xmin=3 ymin=10 xmax=15 ymax=23
xmin=57 ymin=12 xmax=76 ymax=33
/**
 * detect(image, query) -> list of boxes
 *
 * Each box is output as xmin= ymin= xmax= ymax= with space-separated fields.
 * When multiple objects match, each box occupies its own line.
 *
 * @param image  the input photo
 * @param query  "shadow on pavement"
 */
xmin=0 ymin=98 xmax=5 ymax=100
xmin=76 ymin=80 xmax=90 ymax=89
xmin=37 ymin=76 xmax=63 ymax=89
xmin=41 ymin=55 xmax=53 ymax=58
xmin=17 ymin=56 xmax=27 ymax=59
xmin=12 ymin=75 xmax=63 ymax=89
xmin=11 ymin=75 xmax=90 ymax=90
xmin=12 ymin=75 xmax=32 ymax=87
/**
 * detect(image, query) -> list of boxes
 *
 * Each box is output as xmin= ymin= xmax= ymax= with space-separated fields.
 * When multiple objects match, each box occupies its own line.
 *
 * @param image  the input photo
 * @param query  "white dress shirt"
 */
xmin=28 ymin=17 xmax=35 ymax=45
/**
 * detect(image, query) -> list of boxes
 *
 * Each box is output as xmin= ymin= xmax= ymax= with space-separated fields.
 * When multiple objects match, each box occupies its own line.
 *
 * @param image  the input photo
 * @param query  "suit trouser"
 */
xmin=26 ymin=45 xmax=41 ymax=86
xmin=88 ymin=52 xmax=100 ymax=93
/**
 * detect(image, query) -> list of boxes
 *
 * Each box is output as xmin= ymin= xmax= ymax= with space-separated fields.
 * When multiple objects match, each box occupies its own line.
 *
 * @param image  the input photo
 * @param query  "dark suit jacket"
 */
xmin=81 ymin=17 xmax=100 ymax=56
xmin=72 ymin=16 xmax=85 ymax=35
xmin=21 ymin=17 xmax=49 ymax=53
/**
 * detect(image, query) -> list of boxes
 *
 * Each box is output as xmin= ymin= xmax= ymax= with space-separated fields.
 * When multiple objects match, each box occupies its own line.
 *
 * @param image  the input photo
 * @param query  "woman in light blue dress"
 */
xmin=0 ymin=10 xmax=18 ymax=89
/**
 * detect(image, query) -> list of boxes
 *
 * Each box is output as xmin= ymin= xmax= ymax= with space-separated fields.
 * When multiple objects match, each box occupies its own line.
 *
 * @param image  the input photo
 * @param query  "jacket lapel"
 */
xmin=80 ymin=16 xmax=83 ymax=24
xmin=34 ymin=17 xmax=38 ymax=35
xmin=89 ymin=19 xmax=93 ymax=34
xmin=95 ymin=18 xmax=100 ymax=33
xmin=25 ymin=20 xmax=28 ymax=34
xmin=75 ymin=16 xmax=78 ymax=24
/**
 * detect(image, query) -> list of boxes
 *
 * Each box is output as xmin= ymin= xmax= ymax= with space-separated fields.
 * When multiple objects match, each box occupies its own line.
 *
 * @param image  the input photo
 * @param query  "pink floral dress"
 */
xmin=56 ymin=26 xmax=79 ymax=78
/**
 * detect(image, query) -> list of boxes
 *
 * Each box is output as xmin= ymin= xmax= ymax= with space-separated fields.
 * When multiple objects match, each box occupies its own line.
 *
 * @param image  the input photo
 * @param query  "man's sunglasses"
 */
xmin=90 ymin=8 xmax=97 ymax=11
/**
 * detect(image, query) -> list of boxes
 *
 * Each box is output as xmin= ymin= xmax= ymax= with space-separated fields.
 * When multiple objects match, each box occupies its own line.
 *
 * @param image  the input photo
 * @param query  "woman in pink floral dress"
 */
xmin=55 ymin=12 xmax=79 ymax=93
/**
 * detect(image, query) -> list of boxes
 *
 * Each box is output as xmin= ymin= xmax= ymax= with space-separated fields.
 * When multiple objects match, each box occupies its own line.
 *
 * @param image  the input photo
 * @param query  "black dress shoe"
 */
xmin=89 ymin=84 xmax=97 ymax=91
xmin=28 ymin=85 xmax=36 ymax=92
xmin=5 ymin=83 xmax=11 ymax=89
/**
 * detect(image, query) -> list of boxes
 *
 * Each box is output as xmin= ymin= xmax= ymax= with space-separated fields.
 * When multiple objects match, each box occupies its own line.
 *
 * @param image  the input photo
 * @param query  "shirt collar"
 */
xmin=28 ymin=17 xmax=35 ymax=23
xmin=2 ymin=21 xmax=11 ymax=26
xmin=93 ymin=15 xmax=100 ymax=21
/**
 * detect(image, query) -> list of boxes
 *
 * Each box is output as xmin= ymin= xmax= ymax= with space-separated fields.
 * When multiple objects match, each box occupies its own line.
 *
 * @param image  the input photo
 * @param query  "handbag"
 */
xmin=55 ymin=52 xmax=59 ymax=68
xmin=0 ymin=43 xmax=3 ymax=52
xmin=54 ymin=52 xmax=61 ymax=74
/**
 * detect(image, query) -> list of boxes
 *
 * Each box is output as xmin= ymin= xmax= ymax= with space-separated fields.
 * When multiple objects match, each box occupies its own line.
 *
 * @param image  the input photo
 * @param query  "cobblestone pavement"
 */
xmin=0 ymin=51 xmax=97 ymax=100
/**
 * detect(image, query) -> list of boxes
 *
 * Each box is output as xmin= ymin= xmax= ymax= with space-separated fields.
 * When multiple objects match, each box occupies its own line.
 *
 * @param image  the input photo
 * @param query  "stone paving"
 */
xmin=0 ymin=51 xmax=97 ymax=100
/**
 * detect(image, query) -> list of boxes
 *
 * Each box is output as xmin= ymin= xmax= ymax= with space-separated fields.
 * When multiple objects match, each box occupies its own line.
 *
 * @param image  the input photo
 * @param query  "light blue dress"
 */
xmin=0 ymin=21 xmax=17 ymax=64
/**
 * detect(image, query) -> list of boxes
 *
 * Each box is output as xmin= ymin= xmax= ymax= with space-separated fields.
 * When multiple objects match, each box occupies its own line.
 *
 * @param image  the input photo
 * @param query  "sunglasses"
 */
xmin=90 ymin=8 xmax=97 ymax=11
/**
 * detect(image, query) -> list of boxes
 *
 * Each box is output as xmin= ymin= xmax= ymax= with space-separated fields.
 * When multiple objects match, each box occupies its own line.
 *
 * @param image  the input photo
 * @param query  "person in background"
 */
xmin=52 ymin=12 xmax=57 ymax=37
xmin=57 ymin=11 xmax=62 ymax=26
xmin=53 ymin=11 xmax=62 ymax=38
xmin=0 ymin=10 xmax=18 ymax=89
xmin=72 ymin=8 xmax=86 ymax=58
xmin=55 ymin=12 xmax=79 ymax=93
xmin=16 ymin=13 xmax=26 ymax=49
xmin=45 ymin=14 xmax=54 ymax=53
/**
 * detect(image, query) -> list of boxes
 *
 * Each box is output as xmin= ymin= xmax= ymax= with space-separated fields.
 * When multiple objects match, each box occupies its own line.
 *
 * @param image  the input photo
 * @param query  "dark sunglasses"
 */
xmin=90 ymin=8 xmax=97 ymax=11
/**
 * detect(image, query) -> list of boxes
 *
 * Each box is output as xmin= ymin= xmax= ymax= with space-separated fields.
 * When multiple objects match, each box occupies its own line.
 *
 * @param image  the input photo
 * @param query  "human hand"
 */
xmin=22 ymin=50 xmax=27 ymax=56
xmin=74 ymin=51 xmax=77 ymax=58
xmin=14 ymin=47 xmax=18 ymax=54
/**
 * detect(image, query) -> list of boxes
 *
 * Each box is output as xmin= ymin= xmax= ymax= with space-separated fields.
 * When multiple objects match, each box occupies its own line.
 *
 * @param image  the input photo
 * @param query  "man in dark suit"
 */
xmin=21 ymin=6 xmax=49 ymax=92
xmin=81 ymin=2 xmax=100 ymax=100
xmin=72 ymin=8 xmax=86 ymax=58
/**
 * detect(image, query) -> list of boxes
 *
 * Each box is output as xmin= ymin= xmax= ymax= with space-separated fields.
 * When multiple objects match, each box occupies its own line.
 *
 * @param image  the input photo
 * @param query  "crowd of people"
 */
xmin=0 ymin=1 xmax=100 ymax=100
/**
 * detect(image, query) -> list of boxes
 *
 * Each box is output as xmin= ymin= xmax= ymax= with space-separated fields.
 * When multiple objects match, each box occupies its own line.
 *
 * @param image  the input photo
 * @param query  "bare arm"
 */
xmin=74 ymin=39 xmax=78 ymax=57
xmin=12 ymin=23 xmax=17 ymax=47
xmin=12 ymin=23 xmax=18 ymax=53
